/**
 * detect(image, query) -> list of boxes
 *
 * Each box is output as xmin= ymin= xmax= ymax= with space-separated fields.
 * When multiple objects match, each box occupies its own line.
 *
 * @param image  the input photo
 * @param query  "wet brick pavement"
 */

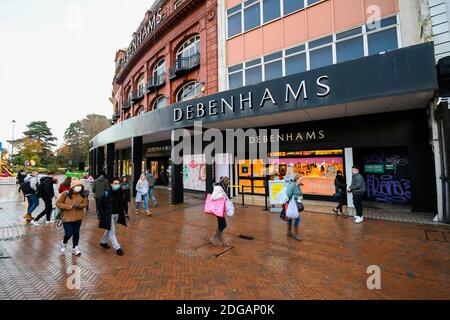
xmin=0 ymin=184 xmax=449 ymax=300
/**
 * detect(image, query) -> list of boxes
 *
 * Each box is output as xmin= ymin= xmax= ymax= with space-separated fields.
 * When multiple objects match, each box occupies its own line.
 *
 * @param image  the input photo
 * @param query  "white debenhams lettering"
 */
xmin=174 ymin=108 xmax=183 ymax=122
xmin=221 ymin=96 xmax=234 ymax=113
xmin=260 ymin=88 xmax=276 ymax=107
xmin=285 ymin=80 xmax=308 ymax=102
xmin=173 ymin=75 xmax=331 ymax=122
xmin=197 ymin=103 xmax=205 ymax=118
xmin=186 ymin=105 xmax=194 ymax=120
xmin=316 ymin=75 xmax=331 ymax=97
xmin=209 ymin=100 xmax=218 ymax=115
xmin=240 ymin=92 xmax=253 ymax=109
xmin=176 ymin=304 xmax=210 ymax=318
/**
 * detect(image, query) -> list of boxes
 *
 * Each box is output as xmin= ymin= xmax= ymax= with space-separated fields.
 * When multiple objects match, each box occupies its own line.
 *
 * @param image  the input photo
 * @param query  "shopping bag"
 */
xmin=286 ymin=198 xmax=299 ymax=219
xmin=204 ymin=193 xmax=226 ymax=218
xmin=225 ymin=199 xmax=234 ymax=217
xmin=277 ymin=187 xmax=289 ymax=204
xmin=279 ymin=202 xmax=289 ymax=221
xmin=53 ymin=207 xmax=62 ymax=220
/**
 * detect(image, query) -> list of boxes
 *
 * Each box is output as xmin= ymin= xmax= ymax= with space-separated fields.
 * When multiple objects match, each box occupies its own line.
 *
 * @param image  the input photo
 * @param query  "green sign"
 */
xmin=385 ymin=164 xmax=395 ymax=170
xmin=365 ymin=164 xmax=384 ymax=173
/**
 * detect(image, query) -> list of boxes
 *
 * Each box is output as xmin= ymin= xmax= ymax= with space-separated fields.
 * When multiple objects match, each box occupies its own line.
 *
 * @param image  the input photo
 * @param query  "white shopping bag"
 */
xmin=277 ymin=187 xmax=289 ymax=204
xmin=225 ymin=199 xmax=235 ymax=217
xmin=286 ymin=198 xmax=299 ymax=219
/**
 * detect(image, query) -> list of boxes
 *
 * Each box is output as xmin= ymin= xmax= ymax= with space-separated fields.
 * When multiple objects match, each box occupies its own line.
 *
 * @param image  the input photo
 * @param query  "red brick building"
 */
xmin=112 ymin=0 xmax=218 ymax=123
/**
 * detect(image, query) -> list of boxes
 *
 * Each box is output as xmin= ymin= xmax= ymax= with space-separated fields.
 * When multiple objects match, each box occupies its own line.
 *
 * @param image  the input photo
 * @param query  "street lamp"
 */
xmin=11 ymin=120 xmax=16 ymax=165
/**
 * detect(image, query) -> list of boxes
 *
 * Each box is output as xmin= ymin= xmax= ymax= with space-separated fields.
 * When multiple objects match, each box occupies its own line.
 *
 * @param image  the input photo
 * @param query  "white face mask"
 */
xmin=73 ymin=186 xmax=82 ymax=193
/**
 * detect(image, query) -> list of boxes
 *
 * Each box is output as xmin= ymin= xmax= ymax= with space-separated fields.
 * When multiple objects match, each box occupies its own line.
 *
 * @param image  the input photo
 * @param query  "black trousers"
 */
xmin=217 ymin=216 xmax=227 ymax=231
xmin=353 ymin=194 xmax=364 ymax=217
xmin=35 ymin=197 xmax=52 ymax=222
xmin=336 ymin=194 xmax=346 ymax=211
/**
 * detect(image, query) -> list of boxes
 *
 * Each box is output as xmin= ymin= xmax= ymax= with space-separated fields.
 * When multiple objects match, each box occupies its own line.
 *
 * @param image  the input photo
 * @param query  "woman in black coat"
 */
xmin=99 ymin=178 xmax=127 ymax=256
xmin=333 ymin=170 xmax=347 ymax=215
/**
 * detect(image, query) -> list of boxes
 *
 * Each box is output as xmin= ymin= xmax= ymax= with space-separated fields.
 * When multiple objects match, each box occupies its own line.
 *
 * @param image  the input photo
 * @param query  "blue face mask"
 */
xmin=112 ymin=185 xmax=120 ymax=191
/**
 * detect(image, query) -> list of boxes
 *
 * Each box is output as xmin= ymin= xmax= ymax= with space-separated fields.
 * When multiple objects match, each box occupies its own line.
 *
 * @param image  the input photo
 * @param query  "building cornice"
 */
xmin=115 ymin=0 xmax=205 ymax=85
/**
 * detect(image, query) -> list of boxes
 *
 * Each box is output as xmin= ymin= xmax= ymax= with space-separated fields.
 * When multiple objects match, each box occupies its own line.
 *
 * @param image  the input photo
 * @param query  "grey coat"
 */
xmin=349 ymin=173 xmax=366 ymax=195
xmin=92 ymin=175 xmax=110 ymax=199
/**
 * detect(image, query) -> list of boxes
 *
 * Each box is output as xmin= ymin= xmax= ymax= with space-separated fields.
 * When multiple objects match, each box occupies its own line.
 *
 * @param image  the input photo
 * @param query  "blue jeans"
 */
xmin=287 ymin=217 xmax=301 ymax=226
xmin=63 ymin=220 xmax=82 ymax=248
xmin=147 ymin=187 xmax=157 ymax=207
xmin=26 ymin=194 xmax=39 ymax=215
xmin=136 ymin=194 xmax=149 ymax=211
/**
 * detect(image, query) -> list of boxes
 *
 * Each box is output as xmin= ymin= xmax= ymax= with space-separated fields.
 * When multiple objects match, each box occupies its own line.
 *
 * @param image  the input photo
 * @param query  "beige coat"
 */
xmin=56 ymin=191 xmax=88 ymax=222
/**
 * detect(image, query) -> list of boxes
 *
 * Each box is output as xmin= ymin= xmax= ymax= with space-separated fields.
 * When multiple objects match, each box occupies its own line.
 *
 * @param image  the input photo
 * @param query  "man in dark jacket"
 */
xmin=99 ymin=177 xmax=126 ymax=256
xmin=92 ymin=171 xmax=110 ymax=219
xmin=31 ymin=172 xmax=55 ymax=226
xmin=348 ymin=165 xmax=366 ymax=224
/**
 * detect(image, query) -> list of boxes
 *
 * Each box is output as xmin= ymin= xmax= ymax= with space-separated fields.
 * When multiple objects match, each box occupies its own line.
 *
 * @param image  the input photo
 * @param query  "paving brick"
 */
xmin=0 ymin=185 xmax=449 ymax=299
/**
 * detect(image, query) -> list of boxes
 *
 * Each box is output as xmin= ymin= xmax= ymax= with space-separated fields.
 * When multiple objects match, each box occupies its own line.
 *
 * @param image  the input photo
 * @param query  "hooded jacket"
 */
xmin=92 ymin=175 xmax=110 ymax=199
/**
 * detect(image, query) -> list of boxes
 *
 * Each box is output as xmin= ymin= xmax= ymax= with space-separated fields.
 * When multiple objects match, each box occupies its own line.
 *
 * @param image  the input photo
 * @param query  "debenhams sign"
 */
xmin=173 ymin=75 xmax=331 ymax=122
xmin=120 ymin=7 xmax=164 ymax=70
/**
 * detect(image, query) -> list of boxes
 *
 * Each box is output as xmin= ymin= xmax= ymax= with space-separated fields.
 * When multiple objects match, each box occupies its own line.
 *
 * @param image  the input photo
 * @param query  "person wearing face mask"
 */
xmin=56 ymin=178 xmax=88 ymax=256
xmin=99 ymin=177 xmax=126 ymax=256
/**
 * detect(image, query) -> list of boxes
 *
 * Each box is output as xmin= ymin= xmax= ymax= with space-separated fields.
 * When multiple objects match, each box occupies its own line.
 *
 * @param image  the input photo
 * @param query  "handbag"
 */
xmin=204 ymin=193 xmax=226 ymax=218
xmin=286 ymin=198 xmax=299 ymax=219
xmin=297 ymin=200 xmax=304 ymax=212
xmin=225 ymin=199 xmax=234 ymax=217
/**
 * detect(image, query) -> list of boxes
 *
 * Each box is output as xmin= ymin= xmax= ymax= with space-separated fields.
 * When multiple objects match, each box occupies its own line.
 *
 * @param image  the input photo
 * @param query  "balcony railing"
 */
xmin=121 ymin=100 xmax=131 ymax=110
xmin=169 ymin=52 xmax=200 ymax=80
xmin=112 ymin=112 xmax=120 ymax=121
xmin=131 ymin=88 xmax=145 ymax=103
xmin=146 ymin=73 xmax=166 ymax=93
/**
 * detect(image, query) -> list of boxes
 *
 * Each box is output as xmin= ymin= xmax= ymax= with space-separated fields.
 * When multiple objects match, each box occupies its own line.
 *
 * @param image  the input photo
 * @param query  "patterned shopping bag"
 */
xmin=204 ymin=193 xmax=226 ymax=218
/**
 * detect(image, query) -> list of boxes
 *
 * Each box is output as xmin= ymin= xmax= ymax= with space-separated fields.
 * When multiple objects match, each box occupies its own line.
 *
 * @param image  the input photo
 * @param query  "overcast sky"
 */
xmin=0 ymin=0 xmax=155 ymax=152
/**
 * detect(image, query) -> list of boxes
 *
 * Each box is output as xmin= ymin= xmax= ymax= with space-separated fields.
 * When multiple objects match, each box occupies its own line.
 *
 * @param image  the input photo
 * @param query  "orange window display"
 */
xmin=269 ymin=156 xmax=344 ymax=196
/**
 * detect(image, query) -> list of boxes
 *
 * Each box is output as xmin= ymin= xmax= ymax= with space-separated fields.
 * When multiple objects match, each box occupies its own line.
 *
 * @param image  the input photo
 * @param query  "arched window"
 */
xmin=137 ymin=75 xmax=145 ymax=96
xmin=152 ymin=58 xmax=166 ymax=85
xmin=153 ymin=95 xmax=168 ymax=110
xmin=176 ymin=35 xmax=200 ymax=61
xmin=176 ymin=81 xmax=202 ymax=102
xmin=137 ymin=106 xmax=146 ymax=116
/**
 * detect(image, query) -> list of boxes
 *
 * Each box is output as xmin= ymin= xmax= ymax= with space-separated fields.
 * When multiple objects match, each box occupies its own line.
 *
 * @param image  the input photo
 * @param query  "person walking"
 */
xmin=59 ymin=176 xmax=72 ymax=194
xmin=56 ymin=178 xmax=88 ymax=256
xmin=92 ymin=171 xmax=110 ymax=219
xmin=348 ymin=165 xmax=366 ymax=224
xmin=20 ymin=170 xmax=40 ymax=222
xmin=135 ymin=173 xmax=151 ymax=216
xmin=333 ymin=170 xmax=347 ymax=215
xmin=120 ymin=175 xmax=131 ymax=219
xmin=31 ymin=172 xmax=55 ymax=226
xmin=286 ymin=173 xmax=303 ymax=241
xmin=17 ymin=170 xmax=27 ymax=186
xmin=80 ymin=174 xmax=91 ymax=211
xmin=145 ymin=170 xmax=157 ymax=208
xmin=99 ymin=177 xmax=126 ymax=256
xmin=209 ymin=176 xmax=230 ymax=246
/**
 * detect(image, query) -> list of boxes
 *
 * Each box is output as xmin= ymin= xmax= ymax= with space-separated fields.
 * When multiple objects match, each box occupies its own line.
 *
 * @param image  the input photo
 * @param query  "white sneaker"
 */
xmin=72 ymin=247 xmax=81 ymax=256
xmin=60 ymin=242 xmax=66 ymax=253
xmin=45 ymin=220 xmax=53 ymax=224
xmin=355 ymin=216 xmax=364 ymax=224
xmin=31 ymin=220 xmax=40 ymax=226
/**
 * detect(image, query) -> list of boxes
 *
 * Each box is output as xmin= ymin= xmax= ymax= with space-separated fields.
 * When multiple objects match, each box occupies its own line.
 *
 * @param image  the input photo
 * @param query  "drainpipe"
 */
xmin=436 ymin=98 xmax=449 ymax=223
xmin=430 ymin=98 xmax=448 ymax=223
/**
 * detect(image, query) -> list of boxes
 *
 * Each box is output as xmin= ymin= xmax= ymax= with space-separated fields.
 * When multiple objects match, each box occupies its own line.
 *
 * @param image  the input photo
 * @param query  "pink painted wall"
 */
xmin=226 ymin=0 xmax=399 ymax=65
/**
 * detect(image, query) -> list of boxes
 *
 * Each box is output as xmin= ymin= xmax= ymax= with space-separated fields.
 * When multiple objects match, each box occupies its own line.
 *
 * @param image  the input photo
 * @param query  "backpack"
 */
xmin=19 ymin=180 xmax=34 ymax=195
xmin=36 ymin=179 xmax=47 ymax=198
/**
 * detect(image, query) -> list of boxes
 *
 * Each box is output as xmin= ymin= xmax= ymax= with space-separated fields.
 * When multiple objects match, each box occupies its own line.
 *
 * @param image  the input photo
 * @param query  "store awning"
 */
xmin=92 ymin=42 xmax=438 ymax=150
